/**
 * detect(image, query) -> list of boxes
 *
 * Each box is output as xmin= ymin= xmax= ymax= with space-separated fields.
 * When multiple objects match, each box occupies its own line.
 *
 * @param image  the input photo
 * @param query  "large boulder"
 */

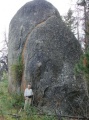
xmin=8 ymin=0 xmax=86 ymax=115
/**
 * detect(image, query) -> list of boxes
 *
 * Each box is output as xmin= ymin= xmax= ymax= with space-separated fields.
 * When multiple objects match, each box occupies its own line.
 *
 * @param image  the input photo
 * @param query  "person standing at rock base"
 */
xmin=24 ymin=84 xmax=33 ymax=110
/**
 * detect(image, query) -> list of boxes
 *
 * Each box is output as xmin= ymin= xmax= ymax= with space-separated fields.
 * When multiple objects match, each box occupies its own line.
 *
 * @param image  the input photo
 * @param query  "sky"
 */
xmin=0 ymin=0 xmax=76 ymax=43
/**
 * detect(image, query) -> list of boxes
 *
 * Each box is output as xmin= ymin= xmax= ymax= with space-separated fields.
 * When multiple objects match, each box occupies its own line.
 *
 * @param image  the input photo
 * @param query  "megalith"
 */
xmin=8 ymin=0 xmax=86 ymax=114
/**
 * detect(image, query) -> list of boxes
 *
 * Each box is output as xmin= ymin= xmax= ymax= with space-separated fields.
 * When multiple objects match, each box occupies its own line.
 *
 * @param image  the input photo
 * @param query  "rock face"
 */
xmin=8 ymin=0 xmax=86 ymax=115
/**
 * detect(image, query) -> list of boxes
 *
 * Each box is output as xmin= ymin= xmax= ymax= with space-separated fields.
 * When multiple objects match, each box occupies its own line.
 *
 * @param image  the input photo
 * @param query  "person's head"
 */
xmin=27 ymin=84 xmax=31 ymax=89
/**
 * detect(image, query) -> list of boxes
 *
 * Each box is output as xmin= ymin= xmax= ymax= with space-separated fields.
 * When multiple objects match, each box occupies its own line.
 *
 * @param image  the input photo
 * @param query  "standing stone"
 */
xmin=8 ymin=0 xmax=86 ymax=115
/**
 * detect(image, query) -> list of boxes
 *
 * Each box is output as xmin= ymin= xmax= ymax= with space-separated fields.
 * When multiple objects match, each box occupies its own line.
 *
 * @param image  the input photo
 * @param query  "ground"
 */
xmin=0 ymin=78 xmax=57 ymax=120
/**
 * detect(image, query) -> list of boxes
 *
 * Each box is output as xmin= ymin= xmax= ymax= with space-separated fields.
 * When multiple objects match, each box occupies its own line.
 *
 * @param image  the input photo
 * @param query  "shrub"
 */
xmin=10 ymin=92 xmax=24 ymax=109
xmin=75 ymin=49 xmax=89 ymax=79
xmin=75 ymin=48 xmax=89 ymax=94
xmin=11 ymin=55 xmax=23 ymax=82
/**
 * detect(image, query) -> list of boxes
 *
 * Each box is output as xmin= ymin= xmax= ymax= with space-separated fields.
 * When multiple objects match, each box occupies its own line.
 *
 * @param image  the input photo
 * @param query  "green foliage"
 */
xmin=1 ymin=72 xmax=8 ymax=81
xmin=0 ymin=80 xmax=11 ymax=117
xmin=63 ymin=8 xmax=77 ymax=33
xmin=10 ymin=92 xmax=24 ymax=109
xmin=75 ymin=49 xmax=89 ymax=79
xmin=25 ymin=106 xmax=37 ymax=115
xmin=0 ymin=80 xmax=57 ymax=120
xmin=11 ymin=55 xmax=23 ymax=81
xmin=42 ymin=115 xmax=56 ymax=120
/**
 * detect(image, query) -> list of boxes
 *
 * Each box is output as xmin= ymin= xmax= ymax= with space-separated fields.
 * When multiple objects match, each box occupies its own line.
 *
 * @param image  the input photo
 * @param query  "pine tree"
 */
xmin=75 ymin=48 xmax=89 ymax=95
xmin=63 ymin=9 xmax=77 ymax=34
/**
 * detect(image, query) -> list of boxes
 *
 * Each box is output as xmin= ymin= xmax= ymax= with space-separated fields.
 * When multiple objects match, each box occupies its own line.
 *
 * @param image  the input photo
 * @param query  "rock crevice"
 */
xmin=22 ymin=15 xmax=55 ymax=64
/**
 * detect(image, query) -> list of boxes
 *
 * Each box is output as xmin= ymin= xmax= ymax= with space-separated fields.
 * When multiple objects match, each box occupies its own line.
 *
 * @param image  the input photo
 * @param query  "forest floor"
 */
xmin=0 ymin=79 xmax=57 ymax=120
